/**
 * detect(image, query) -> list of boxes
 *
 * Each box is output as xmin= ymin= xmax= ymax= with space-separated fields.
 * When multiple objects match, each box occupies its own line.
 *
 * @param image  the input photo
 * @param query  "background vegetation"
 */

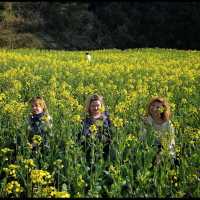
xmin=0 ymin=48 xmax=199 ymax=197
xmin=0 ymin=1 xmax=200 ymax=50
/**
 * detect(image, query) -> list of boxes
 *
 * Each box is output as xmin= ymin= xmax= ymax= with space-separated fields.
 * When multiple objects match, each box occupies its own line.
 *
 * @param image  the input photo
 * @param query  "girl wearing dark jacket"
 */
xmin=79 ymin=94 xmax=112 ymax=163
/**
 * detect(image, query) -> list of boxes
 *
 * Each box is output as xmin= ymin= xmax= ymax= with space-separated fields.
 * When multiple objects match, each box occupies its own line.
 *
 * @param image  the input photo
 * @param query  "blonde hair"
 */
xmin=85 ymin=94 xmax=104 ymax=115
xmin=30 ymin=96 xmax=48 ymax=113
xmin=146 ymin=96 xmax=171 ymax=121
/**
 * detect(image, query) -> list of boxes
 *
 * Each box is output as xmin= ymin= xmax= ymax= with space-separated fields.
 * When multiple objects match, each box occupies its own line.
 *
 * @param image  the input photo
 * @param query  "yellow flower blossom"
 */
xmin=0 ymin=48 xmax=199 ymax=197
xmin=89 ymin=124 xmax=98 ymax=135
xmin=53 ymin=159 xmax=64 ymax=170
xmin=31 ymin=169 xmax=52 ymax=185
xmin=0 ymin=147 xmax=13 ymax=155
xmin=32 ymin=135 xmax=42 ymax=145
xmin=5 ymin=181 xmax=23 ymax=196
xmin=72 ymin=114 xmax=81 ymax=123
xmin=112 ymin=117 xmax=123 ymax=128
xmin=99 ymin=104 xmax=105 ymax=113
xmin=42 ymin=186 xmax=57 ymax=198
xmin=27 ymin=142 xmax=33 ymax=150
xmin=125 ymin=134 xmax=138 ymax=146
xmin=51 ymin=191 xmax=70 ymax=198
xmin=0 ymin=93 xmax=6 ymax=102
xmin=3 ymin=164 xmax=20 ymax=178
xmin=23 ymin=159 xmax=35 ymax=170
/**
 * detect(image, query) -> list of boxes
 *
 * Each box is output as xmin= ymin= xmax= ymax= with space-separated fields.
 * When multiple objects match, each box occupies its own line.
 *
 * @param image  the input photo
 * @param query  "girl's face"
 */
xmin=32 ymin=103 xmax=44 ymax=114
xmin=149 ymin=101 xmax=165 ymax=121
xmin=89 ymin=100 xmax=102 ymax=117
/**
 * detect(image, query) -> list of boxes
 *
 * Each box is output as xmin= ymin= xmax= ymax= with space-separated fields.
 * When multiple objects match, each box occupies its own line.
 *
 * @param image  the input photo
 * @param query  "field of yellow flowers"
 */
xmin=0 ymin=48 xmax=199 ymax=198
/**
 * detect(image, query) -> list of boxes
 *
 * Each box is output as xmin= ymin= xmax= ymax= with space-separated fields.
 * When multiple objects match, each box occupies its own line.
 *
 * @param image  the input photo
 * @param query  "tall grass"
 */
xmin=0 ymin=48 xmax=199 ymax=197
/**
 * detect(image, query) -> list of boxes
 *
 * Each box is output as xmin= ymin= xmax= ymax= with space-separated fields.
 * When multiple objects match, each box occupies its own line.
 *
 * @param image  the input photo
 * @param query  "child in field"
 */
xmin=140 ymin=97 xmax=178 ymax=166
xmin=79 ymin=94 xmax=113 ymax=194
xmin=80 ymin=94 xmax=112 ymax=162
xmin=27 ymin=96 xmax=53 ymax=152
xmin=85 ymin=52 xmax=91 ymax=62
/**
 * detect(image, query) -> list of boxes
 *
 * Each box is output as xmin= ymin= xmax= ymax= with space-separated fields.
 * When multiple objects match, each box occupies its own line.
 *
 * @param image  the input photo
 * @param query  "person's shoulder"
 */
xmin=82 ymin=116 xmax=91 ymax=124
xmin=103 ymin=111 xmax=111 ymax=121
xmin=103 ymin=111 xmax=110 ymax=118
xmin=104 ymin=110 xmax=109 ymax=114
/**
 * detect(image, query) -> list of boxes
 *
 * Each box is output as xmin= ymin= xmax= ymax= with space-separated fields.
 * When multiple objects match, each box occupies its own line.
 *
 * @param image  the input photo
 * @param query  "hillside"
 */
xmin=0 ymin=2 xmax=200 ymax=50
xmin=0 ymin=29 xmax=62 ymax=49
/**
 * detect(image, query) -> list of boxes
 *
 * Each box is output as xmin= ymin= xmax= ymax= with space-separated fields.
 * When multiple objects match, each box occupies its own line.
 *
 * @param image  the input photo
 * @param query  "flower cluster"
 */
xmin=32 ymin=135 xmax=42 ymax=145
xmin=3 ymin=164 xmax=20 ymax=178
xmin=30 ymin=169 xmax=52 ymax=185
xmin=89 ymin=124 xmax=98 ymax=135
xmin=0 ymin=48 xmax=199 ymax=197
xmin=5 ymin=181 xmax=24 ymax=196
xmin=22 ymin=159 xmax=36 ymax=170
xmin=112 ymin=117 xmax=123 ymax=128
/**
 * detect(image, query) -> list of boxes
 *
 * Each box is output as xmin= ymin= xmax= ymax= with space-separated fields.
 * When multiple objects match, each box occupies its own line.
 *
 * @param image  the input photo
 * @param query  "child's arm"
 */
xmin=77 ymin=119 xmax=90 ymax=147
xmin=82 ymin=119 xmax=91 ymax=136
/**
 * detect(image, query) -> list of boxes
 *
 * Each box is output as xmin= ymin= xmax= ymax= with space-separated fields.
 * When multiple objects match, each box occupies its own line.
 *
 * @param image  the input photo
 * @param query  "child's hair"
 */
xmin=30 ymin=96 xmax=48 ymax=113
xmin=85 ymin=94 xmax=104 ymax=115
xmin=146 ymin=97 xmax=171 ymax=121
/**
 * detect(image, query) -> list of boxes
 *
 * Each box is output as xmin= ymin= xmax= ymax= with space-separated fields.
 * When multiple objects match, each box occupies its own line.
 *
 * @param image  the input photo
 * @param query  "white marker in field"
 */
xmin=86 ymin=52 xmax=91 ymax=62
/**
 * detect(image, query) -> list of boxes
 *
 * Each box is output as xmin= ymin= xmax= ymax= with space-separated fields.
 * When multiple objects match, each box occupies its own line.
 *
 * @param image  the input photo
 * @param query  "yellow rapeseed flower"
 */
xmin=0 ymin=93 xmax=6 ymax=102
xmin=115 ymin=102 xmax=126 ymax=113
xmin=5 ymin=181 xmax=23 ymax=196
xmin=23 ymin=159 xmax=35 ymax=170
xmin=27 ymin=142 xmax=33 ymax=150
xmin=31 ymin=169 xmax=52 ymax=185
xmin=89 ymin=124 xmax=98 ymax=135
xmin=53 ymin=159 xmax=64 ymax=170
xmin=42 ymin=186 xmax=57 ymax=198
xmin=51 ymin=191 xmax=70 ymax=198
xmin=32 ymin=135 xmax=42 ymax=145
xmin=3 ymin=164 xmax=20 ymax=178
xmin=113 ymin=117 xmax=123 ymax=128
xmin=0 ymin=147 xmax=13 ymax=155
xmin=72 ymin=114 xmax=81 ymax=123
xmin=99 ymin=105 xmax=105 ymax=113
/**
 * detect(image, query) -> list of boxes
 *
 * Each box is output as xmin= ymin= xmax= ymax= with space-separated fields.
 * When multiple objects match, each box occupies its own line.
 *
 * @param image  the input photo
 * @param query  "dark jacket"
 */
xmin=27 ymin=111 xmax=53 ymax=145
xmin=79 ymin=111 xmax=112 ymax=161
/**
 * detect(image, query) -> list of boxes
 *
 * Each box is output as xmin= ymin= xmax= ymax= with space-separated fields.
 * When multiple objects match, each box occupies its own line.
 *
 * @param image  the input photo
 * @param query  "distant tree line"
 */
xmin=0 ymin=1 xmax=199 ymax=50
